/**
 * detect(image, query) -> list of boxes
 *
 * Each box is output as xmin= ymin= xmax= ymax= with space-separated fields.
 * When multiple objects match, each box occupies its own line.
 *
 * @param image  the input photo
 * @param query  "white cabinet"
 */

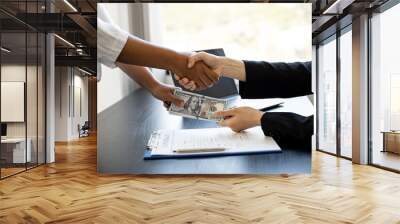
xmin=1 ymin=138 xmax=32 ymax=163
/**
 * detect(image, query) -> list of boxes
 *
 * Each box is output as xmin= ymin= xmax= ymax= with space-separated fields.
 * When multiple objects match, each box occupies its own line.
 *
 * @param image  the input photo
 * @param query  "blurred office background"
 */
xmin=314 ymin=1 xmax=400 ymax=171
xmin=0 ymin=0 xmax=97 ymax=179
xmin=1 ymin=0 xmax=399 ymax=179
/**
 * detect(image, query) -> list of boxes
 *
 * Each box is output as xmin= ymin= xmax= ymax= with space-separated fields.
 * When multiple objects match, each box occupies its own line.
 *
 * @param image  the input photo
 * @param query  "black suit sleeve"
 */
xmin=239 ymin=61 xmax=312 ymax=99
xmin=261 ymin=112 xmax=313 ymax=150
xmin=238 ymin=60 xmax=313 ymax=150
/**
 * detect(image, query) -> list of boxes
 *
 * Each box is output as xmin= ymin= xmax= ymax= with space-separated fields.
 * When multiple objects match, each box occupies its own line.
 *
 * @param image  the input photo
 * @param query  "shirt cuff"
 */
xmin=260 ymin=112 xmax=281 ymax=138
xmin=97 ymin=19 xmax=129 ymax=68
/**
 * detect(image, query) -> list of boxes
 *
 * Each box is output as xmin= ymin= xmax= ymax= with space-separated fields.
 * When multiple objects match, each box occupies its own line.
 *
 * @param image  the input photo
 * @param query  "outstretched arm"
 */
xmin=116 ymin=62 xmax=183 ymax=107
xmin=238 ymin=61 xmax=312 ymax=99
xmin=116 ymin=37 xmax=219 ymax=90
xmin=259 ymin=112 xmax=313 ymax=150
xmin=97 ymin=17 xmax=219 ymax=90
xmin=184 ymin=52 xmax=312 ymax=98
xmin=215 ymin=107 xmax=313 ymax=150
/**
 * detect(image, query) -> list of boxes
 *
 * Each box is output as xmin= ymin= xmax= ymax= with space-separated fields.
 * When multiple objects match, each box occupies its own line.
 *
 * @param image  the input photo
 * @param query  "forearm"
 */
xmin=239 ymin=61 xmax=312 ymax=99
xmin=260 ymin=112 xmax=313 ymax=150
xmin=220 ymin=57 xmax=246 ymax=81
xmin=116 ymin=36 xmax=186 ymax=72
xmin=116 ymin=62 xmax=160 ymax=91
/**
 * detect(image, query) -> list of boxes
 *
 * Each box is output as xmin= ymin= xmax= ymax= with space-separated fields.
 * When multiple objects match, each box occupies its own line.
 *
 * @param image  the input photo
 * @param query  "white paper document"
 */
xmin=147 ymin=127 xmax=281 ymax=156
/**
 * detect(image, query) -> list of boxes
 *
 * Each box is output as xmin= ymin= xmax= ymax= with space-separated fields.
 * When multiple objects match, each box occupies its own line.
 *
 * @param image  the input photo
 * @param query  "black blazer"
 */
xmin=239 ymin=61 xmax=313 ymax=150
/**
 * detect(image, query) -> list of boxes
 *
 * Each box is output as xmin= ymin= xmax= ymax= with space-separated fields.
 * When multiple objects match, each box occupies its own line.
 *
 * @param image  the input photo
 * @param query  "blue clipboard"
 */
xmin=143 ymin=147 xmax=282 ymax=160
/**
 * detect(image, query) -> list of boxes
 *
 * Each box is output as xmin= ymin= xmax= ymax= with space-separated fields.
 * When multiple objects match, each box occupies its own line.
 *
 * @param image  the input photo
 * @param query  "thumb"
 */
xmin=168 ymin=94 xmax=184 ymax=107
xmin=187 ymin=53 xmax=204 ymax=68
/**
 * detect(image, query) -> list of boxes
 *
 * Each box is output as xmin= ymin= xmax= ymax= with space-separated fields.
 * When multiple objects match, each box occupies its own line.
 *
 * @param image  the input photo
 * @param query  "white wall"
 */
xmin=97 ymin=3 xmax=140 ymax=113
xmin=97 ymin=3 xmax=169 ymax=113
xmin=55 ymin=67 xmax=89 ymax=141
xmin=72 ymin=74 xmax=89 ymax=138
xmin=312 ymin=45 xmax=317 ymax=150
xmin=1 ymin=63 xmax=46 ymax=163
xmin=55 ymin=67 xmax=69 ymax=141
xmin=1 ymin=65 xmax=33 ymax=138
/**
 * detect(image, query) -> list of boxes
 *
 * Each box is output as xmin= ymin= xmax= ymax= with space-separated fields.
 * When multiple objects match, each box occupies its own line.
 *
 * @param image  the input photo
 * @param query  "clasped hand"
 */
xmin=173 ymin=52 xmax=263 ymax=133
xmin=172 ymin=53 xmax=220 ymax=91
xmin=174 ymin=52 xmax=223 ymax=91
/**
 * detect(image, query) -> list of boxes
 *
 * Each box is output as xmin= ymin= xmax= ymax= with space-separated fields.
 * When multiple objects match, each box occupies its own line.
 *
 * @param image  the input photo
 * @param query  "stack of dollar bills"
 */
xmin=168 ymin=89 xmax=229 ymax=121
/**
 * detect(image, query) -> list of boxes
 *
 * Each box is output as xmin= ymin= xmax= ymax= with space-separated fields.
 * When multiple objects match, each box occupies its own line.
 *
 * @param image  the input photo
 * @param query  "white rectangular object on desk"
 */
xmin=13 ymin=141 xmax=31 ymax=163
xmin=236 ymin=96 xmax=314 ymax=117
xmin=1 ymin=82 xmax=25 ymax=122
xmin=147 ymin=127 xmax=280 ymax=156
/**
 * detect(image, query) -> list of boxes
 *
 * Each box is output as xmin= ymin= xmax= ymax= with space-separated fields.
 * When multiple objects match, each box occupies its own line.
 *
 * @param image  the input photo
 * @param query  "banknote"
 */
xmin=169 ymin=89 xmax=229 ymax=121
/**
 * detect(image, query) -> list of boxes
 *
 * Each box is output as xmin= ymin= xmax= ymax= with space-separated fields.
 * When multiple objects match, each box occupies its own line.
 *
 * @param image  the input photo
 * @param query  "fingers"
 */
xmin=172 ymin=98 xmax=184 ymax=107
xmin=218 ymin=118 xmax=241 ymax=132
xmin=197 ymin=62 xmax=214 ymax=87
xmin=194 ymin=77 xmax=208 ymax=90
xmin=178 ymin=80 xmax=188 ymax=88
xmin=163 ymin=97 xmax=183 ymax=108
xmin=163 ymin=101 xmax=171 ymax=109
xmin=214 ymin=108 xmax=237 ymax=117
xmin=218 ymin=118 xmax=232 ymax=127
xmin=168 ymin=91 xmax=184 ymax=107
xmin=188 ymin=53 xmax=219 ymax=85
xmin=199 ymin=75 xmax=213 ymax=88
xmin=188 ymin=81 xmax=197 ymax=90
xmin=185 ymin=52 xmax=219 ymax=89
xmin=204 ymin=66 xmax=219 ymax=83
xmin=187 ymin=52 xmax=205 ymax=68
xmin=179 ymin=79 xmax=196 ymax=91
xmin=180 ymin=77 xmax=190 ymax=85
xmin=176 ymin=74 xmax=199 ymax=91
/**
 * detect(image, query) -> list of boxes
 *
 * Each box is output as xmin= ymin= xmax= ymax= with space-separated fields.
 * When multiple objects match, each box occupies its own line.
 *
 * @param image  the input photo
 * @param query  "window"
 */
xmin=317 ymin=37 xmax=337 ymax=154
xmin=339 ymin=28 xmax=352 ymax=158
xmin=150 ymin=3 xmax=311 ymax=62
xmin=371 ymin=3 xmax=400 ymax=171
xmin=0 ymin=1 xmax=46 ymax=179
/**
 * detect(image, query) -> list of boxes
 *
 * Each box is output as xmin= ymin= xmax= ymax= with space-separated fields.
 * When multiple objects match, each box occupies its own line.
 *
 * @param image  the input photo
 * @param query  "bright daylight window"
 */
xmin=317 ymin=37 xmax=337 ymax=154
xmin=371 ymin=3 xmax=400 ymax=170
xmin=340 ymin=29 xmax=352 ymax=158
xmin=149 ymin=3 xmax=311 ymax=62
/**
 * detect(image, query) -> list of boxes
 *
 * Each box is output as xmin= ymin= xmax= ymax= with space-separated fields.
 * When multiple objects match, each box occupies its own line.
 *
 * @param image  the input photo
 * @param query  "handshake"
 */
xmin=172 ymin=52 xmax=224 ymax=91
xmin=150 ymin=52 xmax=261 ymax=133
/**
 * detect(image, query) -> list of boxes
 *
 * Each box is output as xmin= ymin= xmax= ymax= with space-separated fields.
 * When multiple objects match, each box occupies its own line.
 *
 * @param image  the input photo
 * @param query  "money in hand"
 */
xmin=169 ymin=89 xmax=228 ymax=121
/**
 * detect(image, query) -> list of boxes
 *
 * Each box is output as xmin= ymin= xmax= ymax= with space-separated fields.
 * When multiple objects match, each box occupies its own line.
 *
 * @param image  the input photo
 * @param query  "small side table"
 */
xmin=382 ymin=131 xmax=400 ymax=154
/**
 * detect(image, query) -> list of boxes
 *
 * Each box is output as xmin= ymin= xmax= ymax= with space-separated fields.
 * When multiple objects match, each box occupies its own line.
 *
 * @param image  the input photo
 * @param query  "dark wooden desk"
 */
xmin=98 ymin=89 xmax=311 ymax=174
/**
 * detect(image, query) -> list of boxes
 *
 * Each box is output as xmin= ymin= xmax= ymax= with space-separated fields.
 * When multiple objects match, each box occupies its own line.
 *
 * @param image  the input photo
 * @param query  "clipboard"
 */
xmin=144 ymin=127 xmax=282 ymax=160
xmin=144 ymin=147 xmax=281 ymax=160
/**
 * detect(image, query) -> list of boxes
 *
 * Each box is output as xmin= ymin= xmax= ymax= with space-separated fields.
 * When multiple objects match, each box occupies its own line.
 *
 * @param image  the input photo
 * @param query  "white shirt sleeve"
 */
xmin=97 ymin=19 xmax=129 ymax=68
xmin=97 ymin=5 xmax=129 ymax=69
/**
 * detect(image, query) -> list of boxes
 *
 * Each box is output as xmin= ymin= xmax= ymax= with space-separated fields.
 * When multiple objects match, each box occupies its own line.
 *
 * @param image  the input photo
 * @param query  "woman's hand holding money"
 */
xmin=215 ymin=107 xmax=263 ymax=132
xmin=150 ymin=83 xmax=184 ymax=108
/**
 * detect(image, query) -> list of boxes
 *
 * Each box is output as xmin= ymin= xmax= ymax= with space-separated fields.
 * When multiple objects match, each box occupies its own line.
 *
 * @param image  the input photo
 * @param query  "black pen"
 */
xmin=259 ymin=103 xmax=284 ymax=112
